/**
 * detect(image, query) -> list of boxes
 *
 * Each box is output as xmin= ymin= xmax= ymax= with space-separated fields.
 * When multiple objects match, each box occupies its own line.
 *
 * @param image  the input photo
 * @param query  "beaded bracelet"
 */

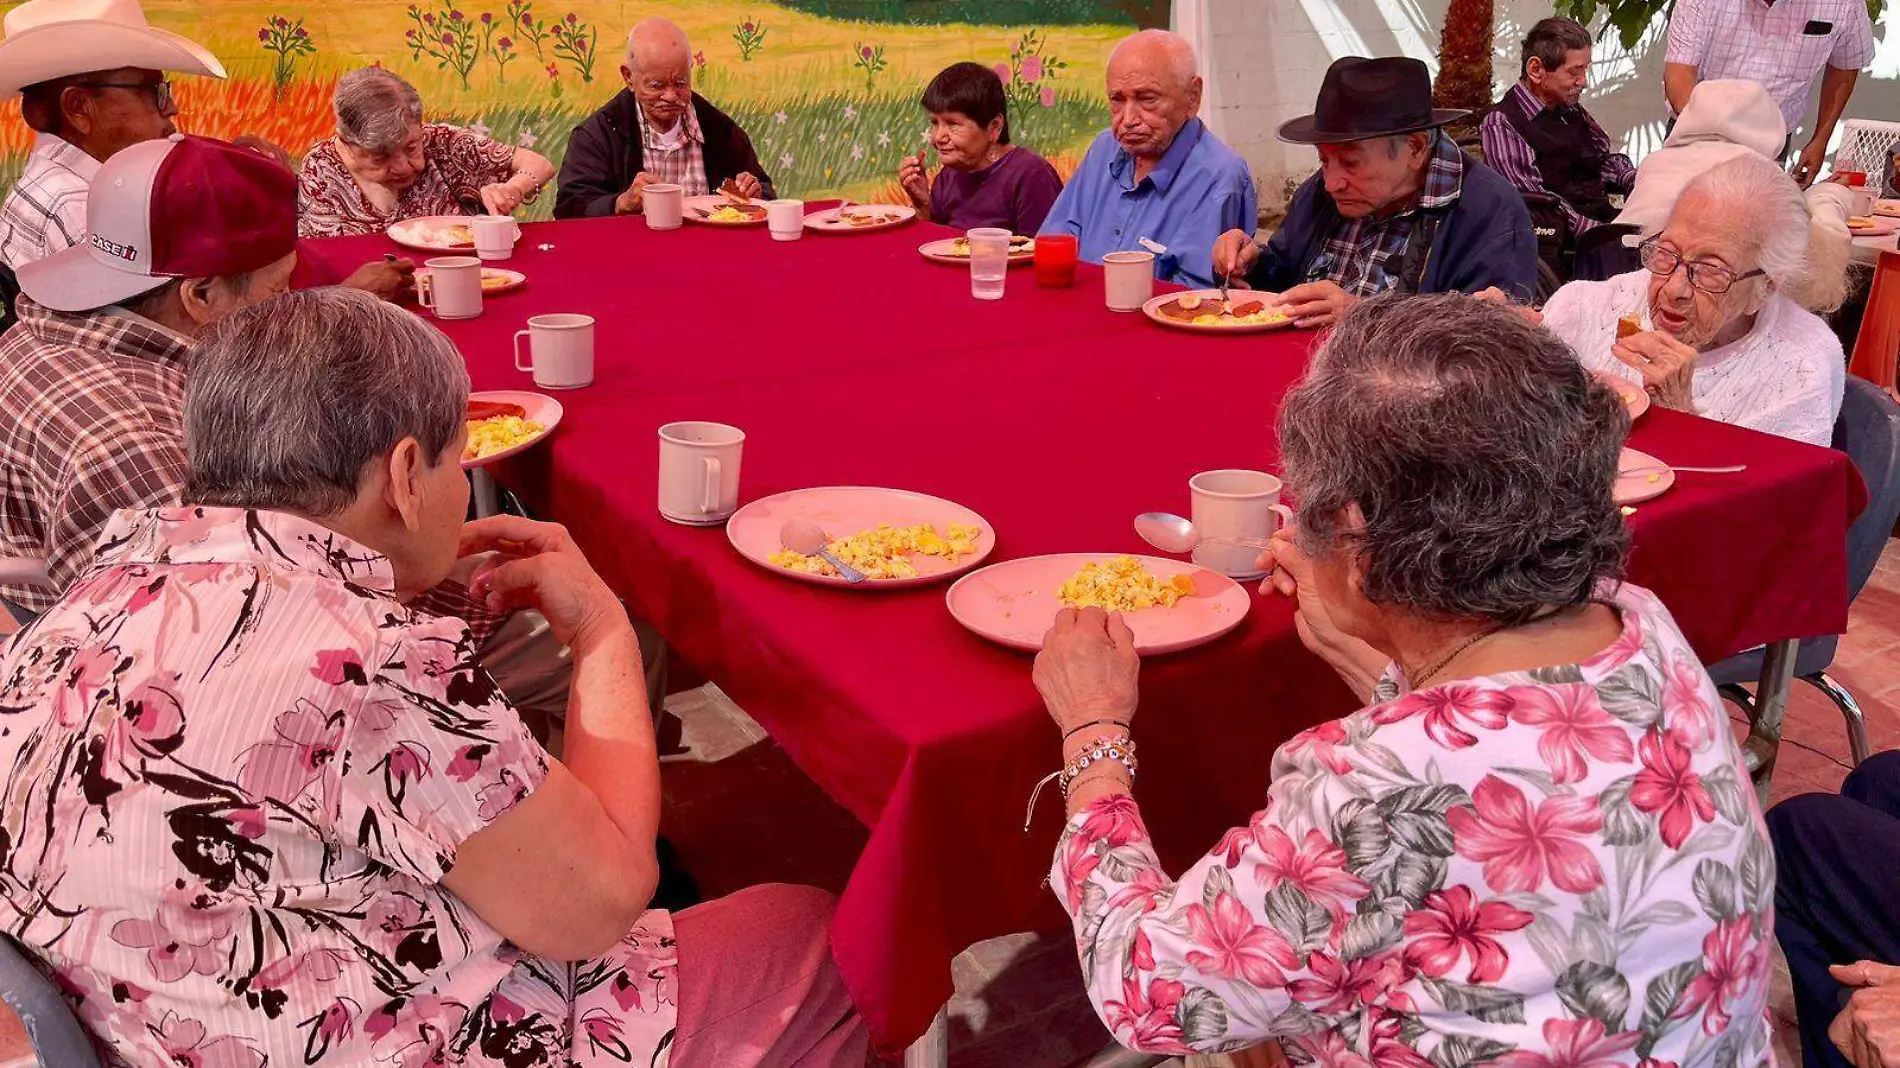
xmin=1023 ymin=734 xmax=1137 ymax=832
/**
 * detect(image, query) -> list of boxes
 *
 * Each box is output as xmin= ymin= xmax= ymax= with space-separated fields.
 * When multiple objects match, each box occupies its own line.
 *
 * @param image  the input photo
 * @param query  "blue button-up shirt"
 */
xmin=1038 ymin=117 xmax=1256 ymax=288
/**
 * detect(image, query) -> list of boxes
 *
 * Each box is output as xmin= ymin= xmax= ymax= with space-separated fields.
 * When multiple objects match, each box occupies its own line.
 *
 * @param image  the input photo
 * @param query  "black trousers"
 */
xmin=1768 ymin=751 xmax=1900 ymax=1068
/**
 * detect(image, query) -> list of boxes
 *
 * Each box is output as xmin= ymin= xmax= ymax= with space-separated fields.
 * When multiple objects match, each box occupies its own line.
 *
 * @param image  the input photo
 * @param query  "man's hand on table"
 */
xmin=462 ymin=515 xmax=632 ymax=656
xmin=615 ymin=172 xmax=658 ymax=215
xmin=1211 ymin=228 xmax=1260 ymax=285
xmin=1277 ymin=280 xmax=1357 ymax=329
xmin=340 ymin=257 xmax=416 ymax=303
xmin=1257 ymin=524 xmax=1387 ymax=702
xmin=1613 ymin=330 xmax=1698 ymax=413
xmin=1832 ymin=961 xmax=1900 ymax=1068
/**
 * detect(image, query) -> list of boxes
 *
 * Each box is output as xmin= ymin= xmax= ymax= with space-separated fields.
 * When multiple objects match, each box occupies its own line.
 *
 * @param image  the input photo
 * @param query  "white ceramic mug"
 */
xmin=1103 ymin=250 xmax=1156 ymax=312
xmin=645 ymin=183 xmax=684 ymax=230
xmin=658 ymin=421 xmax=744 ymax=525
xmin=473 ymin=214 xmax=521 ymax=260
xmin=767 ymin=198 xmax=805 ymax=242
xmin=417 ymin=256 xmax=483 ymax=319
xmin=1190 ymin=469 xmax=1295 ymax=578
xmin=512 ymin=313 xmax=595 ymax=389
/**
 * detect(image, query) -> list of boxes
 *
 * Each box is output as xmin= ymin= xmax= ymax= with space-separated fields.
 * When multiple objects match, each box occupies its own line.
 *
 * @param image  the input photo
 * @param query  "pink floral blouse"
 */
xmin=297 ymin=123 xmax=516 ymax=238
xmin=0 ymin=507 xmax=678 ymax=1067
xmin=1055 ymin=581 xmax=1776 ymax=1068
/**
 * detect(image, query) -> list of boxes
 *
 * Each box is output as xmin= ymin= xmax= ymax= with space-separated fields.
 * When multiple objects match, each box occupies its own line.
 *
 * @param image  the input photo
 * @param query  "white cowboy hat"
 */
xmin=0 ymin=0 xmax=224 ymax=100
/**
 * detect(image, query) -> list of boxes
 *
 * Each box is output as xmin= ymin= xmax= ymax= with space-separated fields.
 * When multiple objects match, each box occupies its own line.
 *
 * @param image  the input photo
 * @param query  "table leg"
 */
xmin=901 ymin=1007 xmax=947 ymax=1068
xmin=1743 ymin=639 xmax=1799 ymax=809
xmin=471 ymin=469 xmax=500 ymax=519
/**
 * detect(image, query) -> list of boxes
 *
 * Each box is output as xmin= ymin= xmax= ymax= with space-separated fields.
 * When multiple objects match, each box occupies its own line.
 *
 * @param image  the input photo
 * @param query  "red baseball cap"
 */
xmin=20 ymin=133 xmax=297 ymax=313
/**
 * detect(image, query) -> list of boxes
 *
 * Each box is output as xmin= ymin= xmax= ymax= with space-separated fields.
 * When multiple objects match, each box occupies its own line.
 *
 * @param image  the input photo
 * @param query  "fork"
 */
xmin=1623 ymin=463 xmax=1748 ymax=477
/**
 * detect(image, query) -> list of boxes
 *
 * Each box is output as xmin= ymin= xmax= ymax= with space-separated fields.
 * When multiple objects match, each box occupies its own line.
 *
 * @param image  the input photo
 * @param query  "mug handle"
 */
xmin=513 ymin=330 xmax=533 ymax=372
xmin=416 ymin=273 xmax=434 ymax=309
xmin=700 ymin=457 xmax=722 ymax=514
xmin=1269 ymin=503 xmax=1296 ymax=530
xmin=509 ymin=219 xmax=522 ymax=242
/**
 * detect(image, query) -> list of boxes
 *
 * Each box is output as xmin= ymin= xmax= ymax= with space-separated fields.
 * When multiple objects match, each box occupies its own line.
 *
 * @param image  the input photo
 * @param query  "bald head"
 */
xmin=622 ymin=17 xmax=693 ymax=130
xmin=1105 ymin=29 xmax=1202 ymax=161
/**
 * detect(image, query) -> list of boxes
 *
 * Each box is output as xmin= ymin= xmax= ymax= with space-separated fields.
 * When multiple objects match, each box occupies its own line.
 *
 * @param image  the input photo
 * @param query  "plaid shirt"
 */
xmin=1480 ymin=82 xmax=1637 ymax=237
xmin=632 ymin=99 xmax=710 ymax=196
xmin=0 ymin=298 xmax=192 ymax=612
xmin=0 ymin=133 xmax=101 ymax=271
xmin=1309 ymin=131 xmax=1467 ymax=298
xmin=1666 ymin=0 xmax=1876 ymax=131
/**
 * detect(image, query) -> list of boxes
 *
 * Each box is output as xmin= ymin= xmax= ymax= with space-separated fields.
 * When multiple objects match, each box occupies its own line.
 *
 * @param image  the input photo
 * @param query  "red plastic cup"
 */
xmin=1840 ymin=170 xmax=1869 ymax=187
xmin=1034 ymin=233 xmax=1079 ymax=288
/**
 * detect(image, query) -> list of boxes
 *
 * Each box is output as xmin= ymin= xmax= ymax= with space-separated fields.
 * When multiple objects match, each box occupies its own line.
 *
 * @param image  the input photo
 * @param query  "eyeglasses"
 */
xmin=1638 ymin=238 xmax=1764 ymax=296
xmin=79 ymin=79 xmax=173 ymax=112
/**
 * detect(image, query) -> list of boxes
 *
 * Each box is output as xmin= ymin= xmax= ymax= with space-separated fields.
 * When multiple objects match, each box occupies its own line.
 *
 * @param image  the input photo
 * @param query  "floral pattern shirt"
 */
xmin=0 ymin=506 xmax=678 ymax=1068
xmin=297 ymin=124 xmax=517 ymax=238
xmin=1054 ymin=581 xmax=1776 ymax=1068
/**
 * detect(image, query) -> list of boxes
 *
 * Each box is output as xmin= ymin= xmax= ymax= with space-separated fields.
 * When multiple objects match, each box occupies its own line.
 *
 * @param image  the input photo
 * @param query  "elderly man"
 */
xmin=1481 ymin=18 xmax=1635 ymax=259
xmin=0 ymin=0 xmax=290 ymax=270
xmin=555 ymin=17 xmax=772 ymax=218
xmin=1212 ymin=57 xmax=1538 ymax=328
xmin=1037 ymin=29 xmax=1254 ymax=288
xmin=1664 ymin=0 xmax=1874 ymax=186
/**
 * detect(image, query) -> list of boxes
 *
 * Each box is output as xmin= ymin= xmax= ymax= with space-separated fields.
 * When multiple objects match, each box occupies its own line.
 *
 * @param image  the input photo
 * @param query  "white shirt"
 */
xmin=0 ymin=133 xmax=100 ymax=271
xmin=1665 ymin=0 xmax=1876 ymax=132
xmin=1542 ymin=270 xmax=1844 ymax=447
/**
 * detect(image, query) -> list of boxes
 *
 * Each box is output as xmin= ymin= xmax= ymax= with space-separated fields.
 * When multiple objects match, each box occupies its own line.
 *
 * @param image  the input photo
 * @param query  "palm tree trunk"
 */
xmin=1434 ymin=0 xmax=1496 ymax=146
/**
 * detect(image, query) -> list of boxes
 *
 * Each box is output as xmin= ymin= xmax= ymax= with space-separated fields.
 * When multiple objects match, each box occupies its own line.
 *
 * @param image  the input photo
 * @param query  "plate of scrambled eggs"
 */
xmin=804 ymin=204 xmax=917 ymax=234
xmin=684 ymin=195 xmax=769 ymax=225
xmin=388 ymin=216 xmax=479 ymax=252
xmin=462 ymin=391 xmax=562 ymax=470
xmin=1141 ymin=290 xmax=1293 ymax=334
xmin=945 ymin=553 xmax=1250 ymax=654
xmin=727 ymin=486 xmax=996 ymax=589
xmin=918 ymin=235 xmax=1036 ymax=265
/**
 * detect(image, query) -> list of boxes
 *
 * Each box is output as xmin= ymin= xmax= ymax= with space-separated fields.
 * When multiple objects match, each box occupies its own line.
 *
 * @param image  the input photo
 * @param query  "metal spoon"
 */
xmin=1133 ymin=512 xmax=1273 ymax=555
xmin=780 ymin=520 xmax=868 ymax=584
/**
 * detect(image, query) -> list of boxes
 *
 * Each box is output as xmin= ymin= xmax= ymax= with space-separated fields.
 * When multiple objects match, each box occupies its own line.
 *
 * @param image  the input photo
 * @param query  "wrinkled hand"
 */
xmin=1277 ymin=280 xmax=1357 ymax=330
xmin=1211 ymin=228 xmax=1261 ymax=284
xmin=1472 ymin=286 xmax=1544 ymax=324
xmin=461 ymin=516 xmax=629 ymax=652
xmin=1794 ymin=140 xmax=1830 ymax=189
xmin=1256 ymin=525 xmax=1387 ymax=695
xmin=341 ymin=257 xmax=416 ymax=302
xmin=615 ymin=172 xmax=658 ymax=215
xmin=897 ymin=149 xmax=931 ymax=210
xmin=1034 ymin=607 xmax=1139 ymax=735
xmin=1832 ymin=962 xmax=1900 ymax=1068
xmin=232 ymin=133 xmax=293 ymax=172
xmin=1613 ymin=330 xmax=1698 ymax=412
xmin=480 ymin=181 xmax=526 ymax=216
xmin=729 ymin=172 xmax=764 ymax=200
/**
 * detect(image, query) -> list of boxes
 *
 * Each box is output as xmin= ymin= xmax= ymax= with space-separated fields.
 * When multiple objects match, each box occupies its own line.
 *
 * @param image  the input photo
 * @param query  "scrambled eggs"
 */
xmin=412 ymin=224 xmax=475 ymax=248
xmin=708 ymin=204 xmax=762 ymax=223
xmin=770 ymin=523 xmax=982 ymax=580
xmin=464 ymin=415 xmax=545 ymax=461
xmin=1056 ymin=556 xmax=1195 ymax=612
xmin=1190 ymin=306 xmax=1289 ymax=327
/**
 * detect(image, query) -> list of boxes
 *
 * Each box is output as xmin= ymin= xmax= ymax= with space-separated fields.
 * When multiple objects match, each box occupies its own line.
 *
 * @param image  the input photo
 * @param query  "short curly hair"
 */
xmin=1278 ymin=293 xmax=1629 ymax=627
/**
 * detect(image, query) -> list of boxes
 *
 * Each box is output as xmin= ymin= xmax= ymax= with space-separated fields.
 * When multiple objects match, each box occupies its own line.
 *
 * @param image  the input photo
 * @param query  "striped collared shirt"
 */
xmin=632 ymin=99 xmax=709 ymax=196
xmin=0 ymin=133 xmax=101 ymax=271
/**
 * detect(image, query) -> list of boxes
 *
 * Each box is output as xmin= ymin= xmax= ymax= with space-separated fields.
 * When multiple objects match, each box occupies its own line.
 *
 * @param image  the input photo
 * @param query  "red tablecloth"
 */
xmin=298 ymin=217 xmax=1862 ymax=1054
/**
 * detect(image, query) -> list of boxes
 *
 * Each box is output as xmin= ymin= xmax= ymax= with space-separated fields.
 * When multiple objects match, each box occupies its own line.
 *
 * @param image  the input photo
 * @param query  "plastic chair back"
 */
xmin=0 ymin=936 xmax=103 ymax=1068
xmin=1850 ymin=248 xmax=1900 ymax=393
xmin=1837 ymin=118 xmax=1900 ymax=185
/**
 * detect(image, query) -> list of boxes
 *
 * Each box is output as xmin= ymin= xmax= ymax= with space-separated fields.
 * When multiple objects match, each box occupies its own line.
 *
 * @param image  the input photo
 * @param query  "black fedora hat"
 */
xmin=1278 ymin=56 xmax=1470 ymax=145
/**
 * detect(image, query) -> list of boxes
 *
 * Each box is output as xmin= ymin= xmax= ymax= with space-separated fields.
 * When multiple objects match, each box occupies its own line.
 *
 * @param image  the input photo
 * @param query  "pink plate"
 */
xmin=387 ymin=215 xmax=477 ymax=252
xmin=946 ymin=553 xmax=1251 ymax=655
xmin=917 ymin=236 xmax=1036 ymax=266
xmin=417 ymin=265 xmax=526 ymax=296
xmin=1849 ymin=215 xmax=1900 ymax=237
xmin=726 ymin=486 xmax=997 ymax=589
xmin=683 ymin=195 xmax=769 ymax=225
xmin=1593 ymin=370 xmax=1650 ymax=420
xmin=1141 ymin=289 xmax=1294 ymax=334
xmin=805 ymin=204 xmax=917 ymax=234
xmin=463 ymin=390 xmax=563 ymax=470
xmin=1615 ymin=447 xmax=1674 ymax=505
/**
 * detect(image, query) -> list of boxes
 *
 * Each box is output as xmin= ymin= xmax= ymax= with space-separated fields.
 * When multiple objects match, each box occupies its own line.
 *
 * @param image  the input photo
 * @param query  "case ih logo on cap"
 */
xmin=90 ymin=234 xmax=139 ymax=263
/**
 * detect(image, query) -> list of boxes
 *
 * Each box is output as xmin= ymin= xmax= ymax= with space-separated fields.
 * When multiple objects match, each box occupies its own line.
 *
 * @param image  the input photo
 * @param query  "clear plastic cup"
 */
xmin=968 ymin=227 xmax=1010 ymax=301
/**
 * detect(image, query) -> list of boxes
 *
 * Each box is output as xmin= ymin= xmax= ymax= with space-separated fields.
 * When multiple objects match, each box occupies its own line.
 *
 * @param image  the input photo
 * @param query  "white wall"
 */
xmin=1185 ymin=0 xmax=1898 ymax=212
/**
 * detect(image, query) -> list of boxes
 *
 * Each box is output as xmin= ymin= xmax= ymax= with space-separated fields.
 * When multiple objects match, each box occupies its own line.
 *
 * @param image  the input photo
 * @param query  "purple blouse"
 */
xmin=929 ymin=146 xmax=1064 ymax=235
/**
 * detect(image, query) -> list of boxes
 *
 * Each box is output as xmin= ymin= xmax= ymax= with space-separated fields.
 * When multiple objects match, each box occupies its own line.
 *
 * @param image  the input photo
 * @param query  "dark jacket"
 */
xmin=1248 ymin=154 xmax=1540 ymax=301
xmin=554 ymin=90 xmax=774 ymax=219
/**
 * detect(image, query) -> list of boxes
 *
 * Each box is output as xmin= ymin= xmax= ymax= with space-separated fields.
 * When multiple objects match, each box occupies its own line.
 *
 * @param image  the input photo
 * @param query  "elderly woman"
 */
xmin=1541 ymin=153 xmax=1849 ymax=447
xmin=297 ymin=66 xmax=556 ymax=238
xmin=0 ymin=288 xmax=865 ymax=1068
xmin=1034 ymin=294 xmax=1774 ymax=1064
xmin=896 ymin=61 xmax=1064 ymax=235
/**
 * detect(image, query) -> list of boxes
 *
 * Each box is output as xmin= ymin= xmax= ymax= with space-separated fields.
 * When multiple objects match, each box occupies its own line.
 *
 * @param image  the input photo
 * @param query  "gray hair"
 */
xmin=1521 ymin=17 xmax=1592 ymax=78
xmin=1676 ymin=154 xmax=1852 ymax=313
xmin=333 ymin=66 xmax=424 ymax=154
xmin=184 ymin=287 xmax=469 ymax=516
xmin=1279 ymin=294 xmax=1629 ymax=627
xmin=1107 ymin=29 xmax=1197 ymax=88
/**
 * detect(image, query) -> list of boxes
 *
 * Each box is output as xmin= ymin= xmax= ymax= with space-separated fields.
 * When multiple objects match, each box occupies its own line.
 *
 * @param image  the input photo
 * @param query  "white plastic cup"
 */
xmin=473 ymin=215 xmax=521 ymax=260
xmin=968 ymin=227 xmax=1010 ymax=301
xmin=645 ymin=183 xmax=684 ymax=230
xmin=1103 ymin=250 xmax=1156 ymax=312
xmin=512 ymin=313 xmax=595 ymax=389
xmin=1189 ymin=469 xmax=1295 ymax=578
xmin=658 ymin=421 xmax=744 ymax=525
xmin=417 ymin=256 xmax=483 ymax=319
xmin=767 ymin=198 xmax=805 ymax=241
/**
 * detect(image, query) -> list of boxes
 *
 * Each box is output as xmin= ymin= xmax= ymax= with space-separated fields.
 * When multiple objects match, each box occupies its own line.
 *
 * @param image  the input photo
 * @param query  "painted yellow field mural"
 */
xmin=0 ymin=0 xmax=1134 ymax=217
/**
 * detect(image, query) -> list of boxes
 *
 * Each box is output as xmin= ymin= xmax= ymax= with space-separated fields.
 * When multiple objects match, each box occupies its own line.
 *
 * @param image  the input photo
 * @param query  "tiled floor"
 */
xmin=5 ymin=549 xmax=1899 ymax=1067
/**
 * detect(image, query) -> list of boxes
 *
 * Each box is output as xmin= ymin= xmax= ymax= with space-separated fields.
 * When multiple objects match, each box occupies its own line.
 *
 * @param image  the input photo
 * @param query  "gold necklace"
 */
xmin=1406 ymin=626 xmax=1502 ymax=690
